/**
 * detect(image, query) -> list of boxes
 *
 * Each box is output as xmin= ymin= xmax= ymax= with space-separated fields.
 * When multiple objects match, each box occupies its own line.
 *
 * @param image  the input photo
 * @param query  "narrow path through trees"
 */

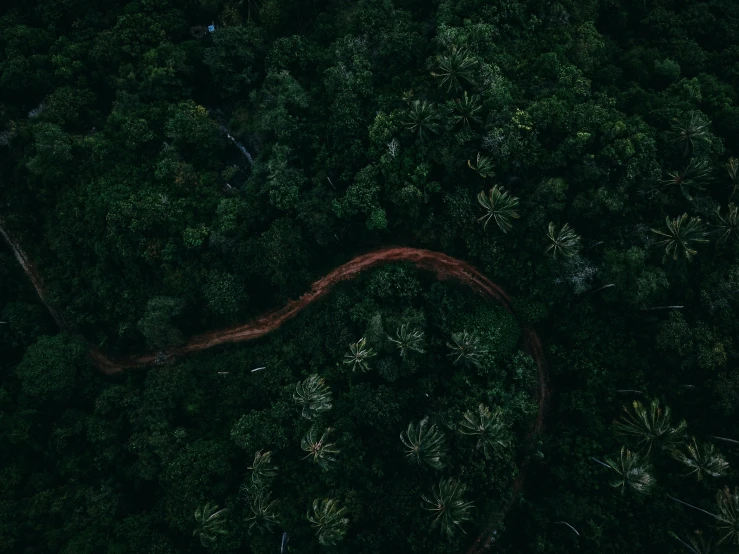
xmin=1 ymin=223 xmax=548 ymax=552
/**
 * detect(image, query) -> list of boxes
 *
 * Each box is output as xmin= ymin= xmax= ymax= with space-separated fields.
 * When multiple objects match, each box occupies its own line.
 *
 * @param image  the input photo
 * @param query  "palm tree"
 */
xmin=193 ymin=503 xmax=228 ymax=547
xmin=593 ymin=447 xmax=655 ymax=495
xmin=245 ymin=491 xmax=280 ymax=534
xmin=307 ymin=498 xmax=349 ymax=546
xmin=477 ymin=185 xmax=520 ymax=233
xmin=404 ymin=100 xmax=441 ymax=141
xmin=301 ymin=427 xmax=339 ymax=469
xmin=670 ymin=111 xmax=709 ymax=156
xmin=247 ymin=450 xmax=278 ymax=489
xmin=715 ymin=487 xmax=739 ymax=545
xmin=432 ymin=46 xmax=477 ymax=93
xmin=714 ymin=203 xmax=739 ymax=245
xmin=454 ymin=91 xmax=482 ymax=128
xmin=545 ymin=222 xmax=581 ymax=259
xmin=614 ymin=399 xmax=687 ymax=454
xmin=672 ymin=438 xmax=729 ymax=480
xmin=467 ymin=152 xmax=495 ymax=178
xmin=669 ymin=530 xmax=716 ymax=554
xmin=388 ymin=323 xmax=425 ymax=358
xmin=447 ymin=330 xmax=485 ymax=368
xmin=293 ymin=375 xmax=333 ymax=419
xmin=669 ymin=488 xmax=739 ymax=546
xmin=459 ymin=404 xmax=510 ymax=459
xmin=400 ymin=417 xmax=447 ymax=469
xmin=727 ymin=157 xmax=739 ymax=199
xmin=422 ymin=478 xmax=475 ymax=538
xmin=661 ymin=158 xmax=712 ymax=201
xmin=343 ymin=337 xmax=376 ymax=372
xmin=652 ymin=214 xmax=709 ymax=262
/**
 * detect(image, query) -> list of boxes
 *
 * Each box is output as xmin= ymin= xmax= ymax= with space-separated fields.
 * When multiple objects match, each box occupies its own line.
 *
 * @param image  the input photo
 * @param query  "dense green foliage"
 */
xmin=1 ymin=266 xmax=533 ymax=552
xmin=2 ymin=0 xmax=739 ymax=551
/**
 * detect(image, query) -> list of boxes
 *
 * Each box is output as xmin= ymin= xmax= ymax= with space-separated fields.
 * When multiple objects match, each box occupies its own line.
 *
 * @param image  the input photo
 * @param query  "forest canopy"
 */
xmin=1 ymin=0 xmax=739 ymax=552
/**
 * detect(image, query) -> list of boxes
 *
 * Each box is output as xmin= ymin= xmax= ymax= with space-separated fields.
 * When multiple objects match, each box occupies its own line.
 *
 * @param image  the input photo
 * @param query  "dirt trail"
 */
xmin=0 ymin=219 xmax=64 ymax=328
xmin=0 ymin=233 xmax=548 ymax=552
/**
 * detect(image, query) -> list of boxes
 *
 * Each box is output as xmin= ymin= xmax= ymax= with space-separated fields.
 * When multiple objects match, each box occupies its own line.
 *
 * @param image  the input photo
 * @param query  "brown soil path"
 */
xmin=0 ymin=218 xmax=64 ymax=328
xmin=0 ymin=227 xmax=548 ymax=552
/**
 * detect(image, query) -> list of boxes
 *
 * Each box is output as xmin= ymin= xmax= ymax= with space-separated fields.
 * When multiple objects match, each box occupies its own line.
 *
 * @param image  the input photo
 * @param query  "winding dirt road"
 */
xmin=2 ymin=224 xmax=548 ymax=553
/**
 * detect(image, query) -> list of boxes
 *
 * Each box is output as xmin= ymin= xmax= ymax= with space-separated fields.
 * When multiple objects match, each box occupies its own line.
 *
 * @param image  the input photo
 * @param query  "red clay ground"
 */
xmin=2 ymin=224 xmax=548 ymax=553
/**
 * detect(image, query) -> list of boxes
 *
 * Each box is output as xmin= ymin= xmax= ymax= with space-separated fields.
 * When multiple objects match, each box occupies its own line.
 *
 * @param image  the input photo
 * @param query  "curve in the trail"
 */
xmin=0 ymin=226 xmax=548 ymax=553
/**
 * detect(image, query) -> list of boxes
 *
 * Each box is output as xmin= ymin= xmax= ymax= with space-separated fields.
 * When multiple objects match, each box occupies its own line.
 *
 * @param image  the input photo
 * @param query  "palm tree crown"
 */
xmin=293 ymin=374 xmax=333 ymax=419
xmin=404 ymin=100 xmax=441 ymax=141
xmin=672 ymin=438 xmax=729 ymax=480
xmin=660 ymin=157 xmax=712 ymax=201
xmin=388 ymin=323 xmax=425 ymax=358
xmin=247 ymin=450 xmax=278 ymax=489
xmin=615 ymin=399 xmax=687 ymax=454
xmin=421 ymin=478 xmax=475 ymax=538
xmin=343 ymin=337 xmax=376 ymax=372
xmin=477 ymin=185 xmax=520 ymax=233
xmin=545 ymin=222 xmax=581 ymax=259
xmin=400 ymin=417 xmax=447 ymax=470
xmin=193 ymin=502 xmax=229 ymax=547
xmin=447 ymin=330 xmax=486 ymax=368
xmin=715 ymin=203 xmax=739 ymax=245
xmin=652 ymin=214 xmax=709 ymax=262
xmin=600 ymin=446 xmax=655 ymax=495
xmin=459 ymin=404 xmax=510 ymax=459
xmin=307 ymin=498 xmax=349 ymax=546
xmin=669 ymin=111 xmax=709 ymax=156
xmin=245 ymin=491 xmax=280 ymax=534
xmin=715 ymin=487 xmax=739 ymax=545
xmin=454 ymin=91 xmax=482 ymax=128
xmin=669 ymin=530 xmax=715 ymax=554
xmin=301 ymin=427 xmax=339 ymax=469
xmin=432 ymin=46 xmax=477 ymax=93
xmin=467 ymin=152 xmax=495 ymax=178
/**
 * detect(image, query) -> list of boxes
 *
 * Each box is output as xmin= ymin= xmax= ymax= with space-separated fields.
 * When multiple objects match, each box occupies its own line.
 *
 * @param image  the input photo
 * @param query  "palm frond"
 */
xmin=293 ymin=374 xmax=333 ymax=419
xmin=477 ymin=185 xmax=520 ymax=233
xmin=669 ymin=111 xmax=709 ymax=156
xmin=614 ymin=399 xmax=687 ymax=454
xmin=459 ymin=404 xmax=510 ymax=459
xmin=301 ymin=427 xmax=339 ymax=469
xmin=245 ymin=491 xmax=280 ymax=534
xmin=545 ymin=222 xmax=581 ymax=259
xmin=651 ymin=214 xmax=709 ymax=262
xmin=404 ymin=100 xmax=441 ymax=141
xmin=388 ymin=323 xmax=425 ymax=358
xmin=247 ymin=450 xmax=278 ymax=489
xmin=421 ymin=478 xmax=475 ymax=538
xmin=447 ymin=330 xmax=486 ymax=368
xmin=467 ymin=152 xmax=495 ymax=178
xmin=400 ymin=417 xmax=447 ymax=470
xmin=431 ymin=46 xmax=477 ymax=93
xmin=714 ymin=203 xmax=739 ymax=245
xmin=716 ymin=486 xmax=739 ymax=545
xmin=343 ymin=337 xmax=376 ymax=372
xmin=669 ymin=530 xmax=716 ymax=554
xmin=193 ymin=503 xmax=229 ymax=547
xmin=672 ymin=438 xmax=729 ymax=480
xmin=307 ymin=498 xmax=349 ymax=546
xmin=601 ymin=446 xmax=655 ymax=494
xmin=454 ymin=91 xmax=482 ymax=128
xmin=660 ymin=158 xmax=712 ymax=201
